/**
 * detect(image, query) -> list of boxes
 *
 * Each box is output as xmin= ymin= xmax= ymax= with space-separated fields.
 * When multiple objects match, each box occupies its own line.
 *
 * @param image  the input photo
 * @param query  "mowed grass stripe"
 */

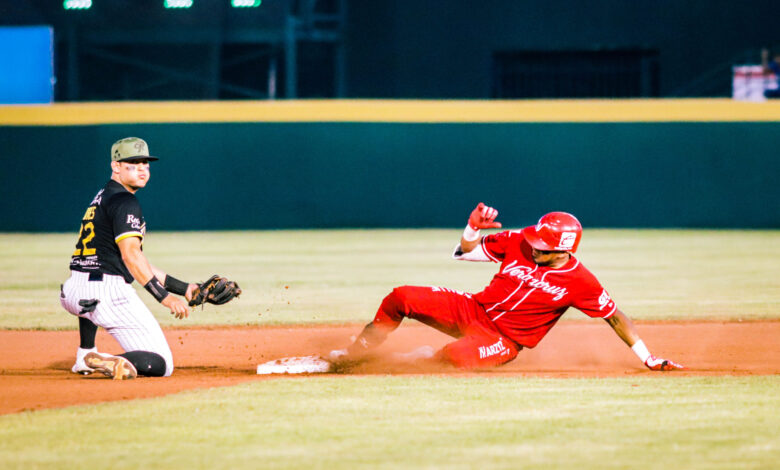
xmin=0 ymin=229 xmax=778 ymax=329
xmin=0 ymin=376 xmax=777 ymax=469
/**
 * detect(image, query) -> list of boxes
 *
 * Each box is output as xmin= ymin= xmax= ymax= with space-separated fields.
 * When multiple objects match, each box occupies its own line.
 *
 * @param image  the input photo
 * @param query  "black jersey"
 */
xmin=69 ymin=180 xmax=146 ymax=283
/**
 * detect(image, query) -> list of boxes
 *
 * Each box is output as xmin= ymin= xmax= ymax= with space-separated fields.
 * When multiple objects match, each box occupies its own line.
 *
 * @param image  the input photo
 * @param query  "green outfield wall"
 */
xmin=1 ymin=100 xmax=778 ymax=231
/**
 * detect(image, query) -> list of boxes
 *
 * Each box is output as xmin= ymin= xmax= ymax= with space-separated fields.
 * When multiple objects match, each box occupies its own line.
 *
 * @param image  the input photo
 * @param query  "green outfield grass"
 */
xmin=1 ymin=229 xmax=779 ymax=469
xmin=1 ymin=376 xmax=778 ymax=470
xmin=0 ymin=229 xmax=778 ymax=329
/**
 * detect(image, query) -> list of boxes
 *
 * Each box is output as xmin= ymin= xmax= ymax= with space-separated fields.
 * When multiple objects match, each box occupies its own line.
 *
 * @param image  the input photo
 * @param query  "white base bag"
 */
xmin=256 ymin=355 xmax=332 ymax=375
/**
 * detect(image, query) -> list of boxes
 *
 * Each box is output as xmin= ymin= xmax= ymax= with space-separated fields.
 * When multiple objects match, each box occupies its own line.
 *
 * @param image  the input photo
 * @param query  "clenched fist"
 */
xmin=468 ymin=203 xmax=502 ymax=230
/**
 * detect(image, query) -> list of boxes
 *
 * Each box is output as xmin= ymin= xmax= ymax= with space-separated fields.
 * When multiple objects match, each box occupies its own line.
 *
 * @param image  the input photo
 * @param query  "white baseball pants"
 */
xmin=60 ymin=271 xmax=174 ymax=376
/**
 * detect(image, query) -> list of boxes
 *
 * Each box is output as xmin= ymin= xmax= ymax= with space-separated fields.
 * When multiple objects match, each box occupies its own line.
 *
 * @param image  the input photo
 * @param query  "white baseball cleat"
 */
xmin=72 ymin=346 xmax=98 ymax=375
xmin=84 ymin=352 xmax=138 ymax=380
xmin=328 ymin=349 xmax=348 ymax=361
xmin=71 ymin=361 xmax=96 ymax=375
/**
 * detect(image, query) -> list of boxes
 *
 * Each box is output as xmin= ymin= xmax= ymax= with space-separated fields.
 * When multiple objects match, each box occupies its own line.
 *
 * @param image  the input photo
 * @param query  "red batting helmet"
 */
xmin=521 ymin=212 xmax=583 ymax=253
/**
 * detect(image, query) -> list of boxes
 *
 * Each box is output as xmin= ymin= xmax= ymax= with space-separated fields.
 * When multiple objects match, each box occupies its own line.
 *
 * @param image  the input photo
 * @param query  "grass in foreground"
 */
xmin=0 ymin=229 xmax=778 ymax=329
xmin=0 ymin=376 xmax=778 ymax=470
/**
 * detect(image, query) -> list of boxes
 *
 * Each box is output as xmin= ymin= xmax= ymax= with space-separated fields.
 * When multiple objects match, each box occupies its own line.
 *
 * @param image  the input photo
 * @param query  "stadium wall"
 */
xmin=1 ymin=100 xmax=778 ymax=231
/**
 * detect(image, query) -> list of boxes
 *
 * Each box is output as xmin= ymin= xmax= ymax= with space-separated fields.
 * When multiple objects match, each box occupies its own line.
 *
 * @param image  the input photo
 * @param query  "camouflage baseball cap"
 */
xmin=111 ymin=137 xmax=159 ymax=162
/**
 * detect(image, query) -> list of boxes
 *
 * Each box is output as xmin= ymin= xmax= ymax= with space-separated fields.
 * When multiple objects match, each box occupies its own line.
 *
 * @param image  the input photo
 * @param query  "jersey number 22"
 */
xmin=73 ymin=222 xmax=96 ymax=256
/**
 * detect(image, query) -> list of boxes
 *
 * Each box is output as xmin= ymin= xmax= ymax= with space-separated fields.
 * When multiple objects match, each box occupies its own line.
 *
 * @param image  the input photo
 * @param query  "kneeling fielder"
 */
xmin=60 ymin=137 xmax=240 ymax=380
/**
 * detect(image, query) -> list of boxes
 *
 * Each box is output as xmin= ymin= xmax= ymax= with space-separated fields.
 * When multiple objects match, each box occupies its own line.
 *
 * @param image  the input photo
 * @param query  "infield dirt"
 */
xmin=1 ymin=321 xmax=778 ymax=415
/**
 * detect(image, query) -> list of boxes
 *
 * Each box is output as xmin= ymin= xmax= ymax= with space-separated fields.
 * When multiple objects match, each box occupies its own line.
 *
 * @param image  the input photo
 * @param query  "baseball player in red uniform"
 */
xmin=330 ymin=203 xmax=683 ymax=371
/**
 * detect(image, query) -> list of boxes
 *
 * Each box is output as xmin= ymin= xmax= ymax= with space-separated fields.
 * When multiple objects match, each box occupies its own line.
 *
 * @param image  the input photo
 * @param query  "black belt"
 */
xmin=74 ymin=270 xmax=128 ymax=283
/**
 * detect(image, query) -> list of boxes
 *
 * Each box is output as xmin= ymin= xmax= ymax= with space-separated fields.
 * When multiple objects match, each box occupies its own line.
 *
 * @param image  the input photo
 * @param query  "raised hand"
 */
xmin=468 ymin=202 xmax=502 ymax=230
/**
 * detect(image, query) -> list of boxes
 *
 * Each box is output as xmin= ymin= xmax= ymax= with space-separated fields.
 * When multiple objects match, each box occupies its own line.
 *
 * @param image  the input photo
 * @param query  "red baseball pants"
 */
xmin=360 ymin=285 xmax=521 ymax=368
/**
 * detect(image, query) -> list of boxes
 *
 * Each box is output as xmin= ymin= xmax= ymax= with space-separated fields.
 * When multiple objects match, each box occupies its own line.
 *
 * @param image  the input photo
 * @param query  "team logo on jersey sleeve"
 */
xmin=126 ymin=214 xmax=142 ymax=230
xmin=598 ymin=289 xmax=613 ymax=310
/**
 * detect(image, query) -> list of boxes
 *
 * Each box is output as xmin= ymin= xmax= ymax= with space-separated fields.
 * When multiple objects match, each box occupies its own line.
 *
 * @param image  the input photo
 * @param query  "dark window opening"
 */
xmin=493 ymin=49 xmax=660 ymax=98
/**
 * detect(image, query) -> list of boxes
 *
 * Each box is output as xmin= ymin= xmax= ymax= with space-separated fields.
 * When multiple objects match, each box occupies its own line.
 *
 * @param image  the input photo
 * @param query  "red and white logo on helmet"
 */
xmin=521 ymin=212 xmax=583 ymax=253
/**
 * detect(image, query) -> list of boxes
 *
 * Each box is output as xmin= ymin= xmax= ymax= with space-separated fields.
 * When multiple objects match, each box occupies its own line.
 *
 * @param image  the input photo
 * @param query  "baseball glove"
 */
xmin=188 ymin=275 xmax=242 ymax=307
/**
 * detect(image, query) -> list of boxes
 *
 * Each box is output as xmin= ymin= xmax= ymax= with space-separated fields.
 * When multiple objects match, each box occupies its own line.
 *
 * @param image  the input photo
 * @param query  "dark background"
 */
xmin=1 ymin=1 xmax=778 ymax=231
xmin=2 ymin=0 xmax=778 ymax=101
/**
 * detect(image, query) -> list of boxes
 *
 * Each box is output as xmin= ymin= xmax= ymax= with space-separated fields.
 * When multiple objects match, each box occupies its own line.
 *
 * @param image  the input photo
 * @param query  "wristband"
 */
xmin=144 ymin=276 xmax=170 ymax=303
xmin=631 ymin=339 xmax=651 ymax=363
xmin=463 ymin=225 xmax=481 ymax=242
xmin=164 ymin=275 xmax=189 ymax=296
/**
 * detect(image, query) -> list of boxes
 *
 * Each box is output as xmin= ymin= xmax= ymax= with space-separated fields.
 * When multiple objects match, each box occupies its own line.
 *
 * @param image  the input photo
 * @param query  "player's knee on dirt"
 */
xmin=440 ymin=335 xmax=520 ymax=369
xmin=120 ymin=351 xmax=167 ymax=377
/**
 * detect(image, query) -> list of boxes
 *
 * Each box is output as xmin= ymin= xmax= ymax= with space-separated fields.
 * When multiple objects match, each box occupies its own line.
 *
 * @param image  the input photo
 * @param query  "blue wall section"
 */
xmin=0 ymin=121 xmax=777 ymax=231
xmin=0 ymin=27 xmax=53 ymax=104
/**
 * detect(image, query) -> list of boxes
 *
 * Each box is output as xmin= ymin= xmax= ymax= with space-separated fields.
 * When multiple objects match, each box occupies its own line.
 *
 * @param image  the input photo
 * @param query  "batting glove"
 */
xmin=644 ymin=356 xmax=684 ymax=371
xmin=468 ymin=202 xmax=502 ymax=230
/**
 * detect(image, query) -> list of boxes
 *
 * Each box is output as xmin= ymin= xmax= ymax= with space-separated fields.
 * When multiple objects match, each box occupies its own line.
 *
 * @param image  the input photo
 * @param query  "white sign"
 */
xmin=733 ymin=65 xmax=777 ymax=102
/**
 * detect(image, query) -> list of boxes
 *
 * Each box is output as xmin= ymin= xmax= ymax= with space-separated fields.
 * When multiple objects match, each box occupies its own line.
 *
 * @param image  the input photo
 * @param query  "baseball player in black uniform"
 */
xmin=60 ymin=137 xmax=237 ymax=379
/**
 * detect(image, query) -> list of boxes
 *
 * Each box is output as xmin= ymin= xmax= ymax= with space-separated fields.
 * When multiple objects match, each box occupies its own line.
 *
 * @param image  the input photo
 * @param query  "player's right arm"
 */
xmin=573 ymin=274 xmax=683 ymax=371
xmin=605 ymin=309 xmax=684 ymax=371
xmin=117 ymin=237 xmax=189 ymax=319
xmin=460 ymin=202 xmax=502 ymax=253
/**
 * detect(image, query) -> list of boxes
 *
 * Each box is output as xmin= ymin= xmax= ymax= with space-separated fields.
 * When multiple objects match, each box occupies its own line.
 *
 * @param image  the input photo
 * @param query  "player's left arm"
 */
xmin=605 ymin=309 xmax=684 ymax=371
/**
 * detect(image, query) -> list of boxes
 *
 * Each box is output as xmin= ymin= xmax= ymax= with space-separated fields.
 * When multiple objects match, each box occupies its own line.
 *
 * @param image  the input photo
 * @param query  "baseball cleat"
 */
xmin=328 ymin=349 xmax=349 ymax=361
xmin=84 ymin=352 xmax=138 ymax=380
xmin=71 ymin=362 xmax=96 ymax=375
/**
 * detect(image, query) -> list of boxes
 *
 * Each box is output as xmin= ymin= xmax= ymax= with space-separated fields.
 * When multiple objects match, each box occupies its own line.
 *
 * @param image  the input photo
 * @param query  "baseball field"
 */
xmin=0 ymin=229 xmax=778 ymax=469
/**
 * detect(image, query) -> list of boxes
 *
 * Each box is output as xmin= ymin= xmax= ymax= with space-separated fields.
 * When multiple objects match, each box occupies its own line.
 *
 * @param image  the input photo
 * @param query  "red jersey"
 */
xmin=465 ymin=230 xmax=617 ymax=348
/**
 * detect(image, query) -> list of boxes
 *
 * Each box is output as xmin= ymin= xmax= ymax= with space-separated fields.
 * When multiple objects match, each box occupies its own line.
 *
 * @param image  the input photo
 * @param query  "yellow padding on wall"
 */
xmin=1 ymin=99 xmax=779 ymax=125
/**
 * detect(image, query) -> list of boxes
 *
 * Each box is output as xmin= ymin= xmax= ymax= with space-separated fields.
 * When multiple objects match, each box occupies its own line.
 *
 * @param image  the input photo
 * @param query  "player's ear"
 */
xmin=111 ymin=161 xmax=121 ymax=173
